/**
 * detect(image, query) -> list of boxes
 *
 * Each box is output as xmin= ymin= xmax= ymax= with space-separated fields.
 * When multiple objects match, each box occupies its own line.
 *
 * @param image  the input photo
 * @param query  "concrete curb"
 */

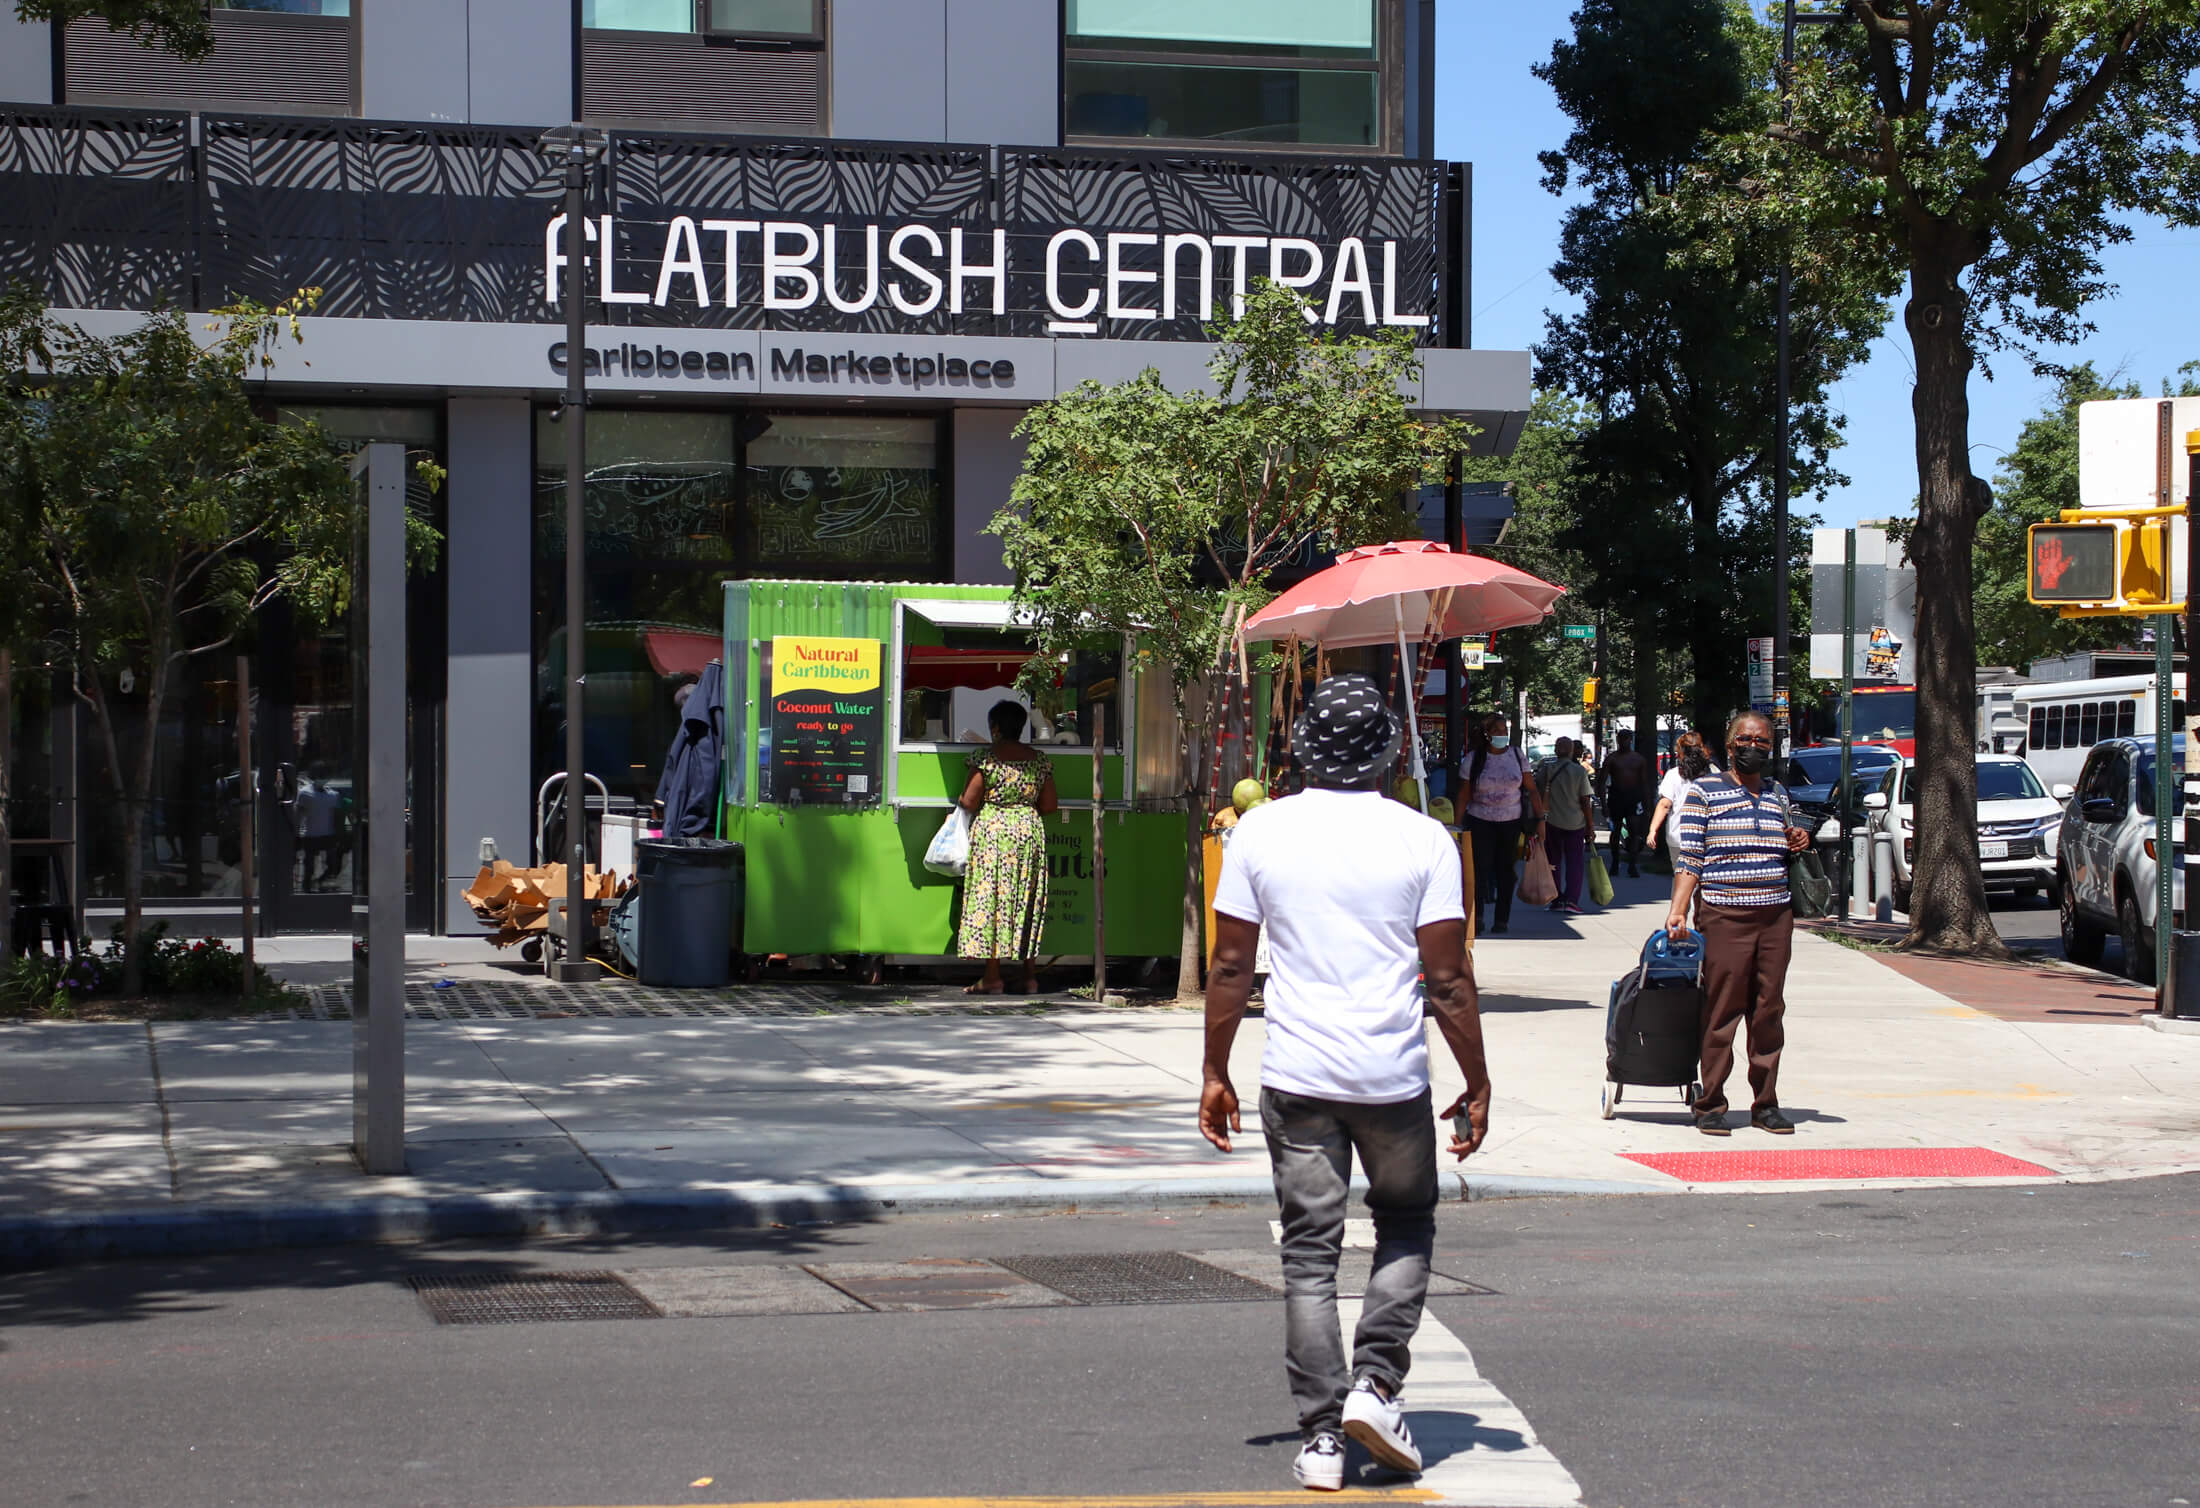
xmin=0 ymin=1170 xmax=1668 ymax=1273
xmin=2144 ymin=1013 xmax=2200 ymax=1035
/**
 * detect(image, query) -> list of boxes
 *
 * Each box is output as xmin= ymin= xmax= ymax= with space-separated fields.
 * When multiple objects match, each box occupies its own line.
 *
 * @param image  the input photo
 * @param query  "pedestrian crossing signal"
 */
xmin=2028 ymin=517 xmax=2175 ymax=613
xmin=1582 ymin=677 xmax=1601 ymax=708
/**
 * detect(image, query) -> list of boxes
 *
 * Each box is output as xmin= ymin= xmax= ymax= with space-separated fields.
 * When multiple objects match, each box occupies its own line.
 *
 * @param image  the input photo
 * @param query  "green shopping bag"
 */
xmin=1586 ymin=847 xmax=1614 ymax=907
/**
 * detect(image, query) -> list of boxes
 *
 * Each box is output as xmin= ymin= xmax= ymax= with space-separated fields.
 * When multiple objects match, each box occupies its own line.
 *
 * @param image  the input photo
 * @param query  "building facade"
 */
xmin=0 ymin=0 xmax=1528 ymax=935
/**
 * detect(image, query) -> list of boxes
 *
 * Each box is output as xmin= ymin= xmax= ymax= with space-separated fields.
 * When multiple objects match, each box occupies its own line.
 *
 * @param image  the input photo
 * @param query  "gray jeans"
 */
xmin=1260 ymin=1086 xmax=1439 ymax=1438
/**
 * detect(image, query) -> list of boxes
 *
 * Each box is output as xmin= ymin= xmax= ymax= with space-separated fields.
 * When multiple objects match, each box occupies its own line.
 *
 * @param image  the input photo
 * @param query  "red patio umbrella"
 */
xmin=1241 ymin=541 xmax=1566 ymax=815
xmin=1241 ymin=540 xmax=1566 ymax=648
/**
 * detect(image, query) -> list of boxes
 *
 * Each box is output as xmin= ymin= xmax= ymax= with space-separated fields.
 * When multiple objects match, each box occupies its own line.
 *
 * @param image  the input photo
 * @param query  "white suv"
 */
xmin=1861 ymin=754 xmax=2062 ymax=914
xmin=2057 ymin=735 xmax=2186 ymax=984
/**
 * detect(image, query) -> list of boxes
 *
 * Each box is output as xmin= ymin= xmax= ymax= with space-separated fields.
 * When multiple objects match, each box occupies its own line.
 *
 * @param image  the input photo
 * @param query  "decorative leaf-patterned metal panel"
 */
xmin=0 ymin=108 xmax=192 ymax=311
xmin=1000 ymin=146 xmax=1442 ymax=342
xmin=0 ymin=108 xmax=1450 ymax=343
xmin=602 ymin=132 xmax=993 ymax=333
xmin=201 ymin=115 xmax=562 ymax=322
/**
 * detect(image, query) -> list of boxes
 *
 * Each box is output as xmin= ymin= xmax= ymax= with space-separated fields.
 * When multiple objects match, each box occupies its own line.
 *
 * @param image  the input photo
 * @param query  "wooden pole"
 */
xmin=237 ymin=653 xmax=255 ymax=1000
xmin=1092 ymin=704 xmax=1106 ymax=1004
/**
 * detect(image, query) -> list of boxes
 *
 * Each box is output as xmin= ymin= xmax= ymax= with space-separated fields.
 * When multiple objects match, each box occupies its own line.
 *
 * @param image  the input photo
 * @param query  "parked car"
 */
xmin=1783 ymin=743 xmax=1903 ymax=830
xmin=1861 ymin=754 xmax=2062 ymax=914
xmin=2057 ymin=734 xmax=2186 ymax=984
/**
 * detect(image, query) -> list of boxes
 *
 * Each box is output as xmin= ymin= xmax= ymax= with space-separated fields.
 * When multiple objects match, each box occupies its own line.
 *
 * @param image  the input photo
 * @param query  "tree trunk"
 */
xmin=77 ymin=670 xmax=141 ymax=994
xmin=1900 ymin=262 xmax=2003 ymax=956
xmin=1631 ymin=605 xmax=1659 ymax=756
xmin=1686 ymin=473 xmax=1732 ymax=747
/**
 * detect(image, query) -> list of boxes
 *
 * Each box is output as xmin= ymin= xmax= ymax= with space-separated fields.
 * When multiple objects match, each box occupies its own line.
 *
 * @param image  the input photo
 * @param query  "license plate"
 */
xmin=1979 ymin=840 xmax=2008 ymax=859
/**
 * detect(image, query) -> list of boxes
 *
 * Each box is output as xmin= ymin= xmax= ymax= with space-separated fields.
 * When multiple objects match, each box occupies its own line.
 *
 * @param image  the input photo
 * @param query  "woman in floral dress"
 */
xmin=957 ymin=700 xmax=1058 ymax=992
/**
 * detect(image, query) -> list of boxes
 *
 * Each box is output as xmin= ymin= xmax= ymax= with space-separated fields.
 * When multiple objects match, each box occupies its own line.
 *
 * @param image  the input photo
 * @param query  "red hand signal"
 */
xmin=2036 ymin=536 xmax=2070 ymax=590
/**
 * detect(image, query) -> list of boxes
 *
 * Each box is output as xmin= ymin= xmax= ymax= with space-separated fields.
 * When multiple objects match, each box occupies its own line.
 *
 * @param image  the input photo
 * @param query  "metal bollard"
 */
xmin=1873 ymin=832 xmax=1896 ymax=923
xmin=1850 ymin=831 xmax=1871 ymax=918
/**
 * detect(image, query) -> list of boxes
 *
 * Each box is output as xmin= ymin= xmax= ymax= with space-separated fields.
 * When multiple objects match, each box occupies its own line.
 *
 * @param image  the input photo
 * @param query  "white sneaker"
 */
xmin=1342 ymin=1377 xmax=1422 ymax=1474
xmin=1292 ymin=1431 xmax=1346 ymax=1491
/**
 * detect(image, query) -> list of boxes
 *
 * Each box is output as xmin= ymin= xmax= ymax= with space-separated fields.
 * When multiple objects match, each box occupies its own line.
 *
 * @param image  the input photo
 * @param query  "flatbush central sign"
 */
xmin=544 ymin=214 xmax=1434 ymax=338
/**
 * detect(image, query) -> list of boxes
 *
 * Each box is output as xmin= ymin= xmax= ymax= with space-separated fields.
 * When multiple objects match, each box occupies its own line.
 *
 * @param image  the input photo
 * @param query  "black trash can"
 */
xmin=636 ymin=838 xmax=743 ymax=988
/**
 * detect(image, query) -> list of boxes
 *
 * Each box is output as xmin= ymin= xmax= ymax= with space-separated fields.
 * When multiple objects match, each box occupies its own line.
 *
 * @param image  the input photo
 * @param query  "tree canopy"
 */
xmin=0 ymin=293 xmax=438 ymax=990
xmin=990 ymin=282 xmax=1467 ymax=993
xmin=1537 ymin=0 xmax=1885 ymax=743
xmin=14 ymin=0 xmax=213 ymax=58
xmin=1691 ymin=1 xmax=2200 ymax=953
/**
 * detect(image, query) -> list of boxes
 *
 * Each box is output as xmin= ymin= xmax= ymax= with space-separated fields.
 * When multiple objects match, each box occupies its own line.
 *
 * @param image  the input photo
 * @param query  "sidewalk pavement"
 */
xmin=7 ymin=864 xmax=2200 ymax=1268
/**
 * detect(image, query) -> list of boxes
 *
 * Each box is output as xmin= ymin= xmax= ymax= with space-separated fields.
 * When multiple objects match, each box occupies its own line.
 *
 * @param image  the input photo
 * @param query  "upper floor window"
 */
xmin=583 ymin=0 xmax=822 ymax=41
xmin=1066 ymin=0 xmax=1388 ymax=149
xmin=215 ymin=1 xmax=351 ymax=13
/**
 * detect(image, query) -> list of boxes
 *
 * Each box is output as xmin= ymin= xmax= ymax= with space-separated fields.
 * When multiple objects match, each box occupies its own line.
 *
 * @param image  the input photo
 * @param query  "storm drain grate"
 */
xmin=409 ymin=1271 xmax=661 ymax=1325
xmin=991 ymin=1251 xmax=1283 ymax=1305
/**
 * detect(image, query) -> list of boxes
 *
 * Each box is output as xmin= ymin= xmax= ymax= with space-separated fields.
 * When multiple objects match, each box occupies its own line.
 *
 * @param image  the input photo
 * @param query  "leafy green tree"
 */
xmin=1706 ymin=2 xmax=2200 ymax=953
xmin=1 ymin=294 xmax=438 ymax=993
xmin=13 ymin=0 xmax=213 ymax=59
xmin=1537 ymin=0 xmax=1887 ymax=749
xmin=0 ymin=286 xmax=54 ymax=963
xmin=990 ymin=283 xmax=1466 ymax=996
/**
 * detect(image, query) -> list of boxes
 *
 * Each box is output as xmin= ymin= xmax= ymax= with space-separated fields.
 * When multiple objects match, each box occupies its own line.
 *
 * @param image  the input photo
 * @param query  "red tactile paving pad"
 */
xmin=1621 ymin=1146 xmax=2056 ymax=1182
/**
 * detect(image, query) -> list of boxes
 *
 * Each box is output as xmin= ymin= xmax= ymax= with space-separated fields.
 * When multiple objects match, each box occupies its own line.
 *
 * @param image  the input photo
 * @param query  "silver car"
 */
xmin=2056 ymin=735 xmax=2186 ymax=984
xmin=1860 ymin=754 xmax=2062 ymax=915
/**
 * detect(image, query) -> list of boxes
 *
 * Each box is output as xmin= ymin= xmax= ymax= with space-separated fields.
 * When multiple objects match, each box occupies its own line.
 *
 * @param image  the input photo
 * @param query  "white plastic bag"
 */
xmin=923 ymin=806 xmax=972 ymax=877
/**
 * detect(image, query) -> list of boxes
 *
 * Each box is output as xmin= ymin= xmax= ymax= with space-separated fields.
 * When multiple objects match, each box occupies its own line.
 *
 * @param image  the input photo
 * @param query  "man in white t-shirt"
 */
xmin=1203 ymin=674 xmax=1493 ymax=1493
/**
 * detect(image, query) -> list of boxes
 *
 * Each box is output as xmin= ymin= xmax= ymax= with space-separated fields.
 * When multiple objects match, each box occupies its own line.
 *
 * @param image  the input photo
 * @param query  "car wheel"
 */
xmin=2060 ymin=867 xmax=2107 ymax=966
xmin=2117 ymin=887 xmax=2156 ymax=986
xmin=1893 ymin=879 xmax=1912 ymax=915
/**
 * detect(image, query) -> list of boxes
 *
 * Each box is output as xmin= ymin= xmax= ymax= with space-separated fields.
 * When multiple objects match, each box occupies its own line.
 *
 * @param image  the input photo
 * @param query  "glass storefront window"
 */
xmin=534 ymin=407 xmax=946 ymax=812
xmin=1067 ymin=59 xmax=1378 ymax=145
xmin=583 ymin=0 xmax=693 ymax=30
xmin=1068 ymin=0 xmax=1374 ymax=55
xmin=746 ymin=415 xmax=942 ymax=576
xmin=533 ymin=411 xmax=740 ymax=563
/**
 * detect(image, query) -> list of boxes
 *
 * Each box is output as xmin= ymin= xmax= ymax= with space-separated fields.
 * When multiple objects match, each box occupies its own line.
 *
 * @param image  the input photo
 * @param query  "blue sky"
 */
xmin=1435 ymin=7 xmax=2198 ymax=529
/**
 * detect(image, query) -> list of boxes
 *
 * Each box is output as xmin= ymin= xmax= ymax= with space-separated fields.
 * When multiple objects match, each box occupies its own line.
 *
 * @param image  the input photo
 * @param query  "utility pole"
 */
xmin=2178 ymin=422 xmax=2199 ymax=1017
xmin=1773 ymin=1 xmax=1846 ymax=758
xmin=543 ymin=123 xmax=607 ymax=985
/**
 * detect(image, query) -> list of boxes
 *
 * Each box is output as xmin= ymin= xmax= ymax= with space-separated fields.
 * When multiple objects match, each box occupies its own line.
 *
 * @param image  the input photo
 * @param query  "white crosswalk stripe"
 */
xmin=1337 ymin=1297 xmax=1584 ymax=1508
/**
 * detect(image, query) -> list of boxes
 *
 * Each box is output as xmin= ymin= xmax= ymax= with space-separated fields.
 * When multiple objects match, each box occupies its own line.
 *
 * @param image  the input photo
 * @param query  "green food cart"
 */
xmin=719 ymin=579 xmax=1187 ymax=970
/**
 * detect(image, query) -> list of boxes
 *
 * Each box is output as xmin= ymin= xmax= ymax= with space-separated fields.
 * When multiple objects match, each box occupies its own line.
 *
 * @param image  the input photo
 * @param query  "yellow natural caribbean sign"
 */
xmin=772 ymin=636 xmax=882 ymax=695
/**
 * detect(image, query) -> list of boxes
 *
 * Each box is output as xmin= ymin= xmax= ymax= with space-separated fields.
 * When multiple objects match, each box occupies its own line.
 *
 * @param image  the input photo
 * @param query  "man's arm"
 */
xmin=1200 ymin=911 xmax=1260 ymax=1152
xmin=1420 ymin=918 xmax=1491 ymax=1159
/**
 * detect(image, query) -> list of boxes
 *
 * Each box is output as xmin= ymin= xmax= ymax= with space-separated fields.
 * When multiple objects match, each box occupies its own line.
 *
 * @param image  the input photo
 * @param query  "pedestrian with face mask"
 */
xmin=1460 ymin=712 xmax=1543 ymax=935
xmin=1665 ymin=711 xmax=1811 ymax=1137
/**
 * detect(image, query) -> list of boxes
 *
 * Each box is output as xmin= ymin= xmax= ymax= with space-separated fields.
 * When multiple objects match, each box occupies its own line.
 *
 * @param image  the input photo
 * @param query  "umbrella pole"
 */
xmin=1394 ymin=598 xmax=1430 ymax=816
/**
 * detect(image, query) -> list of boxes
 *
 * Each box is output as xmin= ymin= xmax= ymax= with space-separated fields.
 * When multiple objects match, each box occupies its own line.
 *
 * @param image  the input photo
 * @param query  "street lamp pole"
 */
xmin=544 ymin=123 xmax=606 ymax=984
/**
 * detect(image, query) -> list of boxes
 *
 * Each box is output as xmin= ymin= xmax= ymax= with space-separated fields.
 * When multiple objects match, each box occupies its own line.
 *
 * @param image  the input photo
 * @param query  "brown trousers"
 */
xmin=1693 ymin=902 xmax=1793 ymax=1116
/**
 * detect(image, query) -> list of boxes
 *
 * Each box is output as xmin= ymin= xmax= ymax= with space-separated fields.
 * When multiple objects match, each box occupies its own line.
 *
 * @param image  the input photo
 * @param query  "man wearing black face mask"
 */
xmin=1665 ymin=711 xmax=1812 ymax=1136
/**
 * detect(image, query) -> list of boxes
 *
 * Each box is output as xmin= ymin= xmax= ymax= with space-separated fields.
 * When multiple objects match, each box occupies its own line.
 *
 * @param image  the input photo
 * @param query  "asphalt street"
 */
xmin=4 ymin=1175 xmax=2196 ymax=1508
xmin=1988 ymin=887 xmax=2147 ymax=977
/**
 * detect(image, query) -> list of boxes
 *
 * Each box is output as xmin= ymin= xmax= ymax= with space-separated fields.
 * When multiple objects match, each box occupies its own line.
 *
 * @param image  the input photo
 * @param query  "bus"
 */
xmin=2006 ymin=674 xmax=2186 ymax=794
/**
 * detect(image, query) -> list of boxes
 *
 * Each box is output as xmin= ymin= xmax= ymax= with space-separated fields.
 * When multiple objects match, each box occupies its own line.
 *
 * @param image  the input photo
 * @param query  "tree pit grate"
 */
xmin=409 ymin=1271 xmax=661 ymax=1325
xmin=991 ymin=1251 xmax=1283 ymax=1305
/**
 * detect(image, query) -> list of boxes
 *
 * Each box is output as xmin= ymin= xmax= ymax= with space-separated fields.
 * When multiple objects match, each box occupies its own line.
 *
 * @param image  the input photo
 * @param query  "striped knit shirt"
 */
xmin=1675 ymin=774 xmax=1793 ymax=908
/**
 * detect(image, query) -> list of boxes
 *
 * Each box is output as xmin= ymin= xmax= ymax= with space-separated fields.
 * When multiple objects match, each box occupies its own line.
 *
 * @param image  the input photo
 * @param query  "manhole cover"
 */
xmin=409 ymin=1272 xmax=661 ymax=1325
xmin=991 ymin=1251 xmax=1282 ymax=1305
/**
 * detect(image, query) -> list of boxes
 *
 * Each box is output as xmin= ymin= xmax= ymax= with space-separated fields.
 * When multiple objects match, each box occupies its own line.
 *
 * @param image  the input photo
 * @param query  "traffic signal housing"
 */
xmin=2027 ymin=512 xmax=2178 ymax=614
xmin=1582 ymin=677 xmax=1601 ymax=708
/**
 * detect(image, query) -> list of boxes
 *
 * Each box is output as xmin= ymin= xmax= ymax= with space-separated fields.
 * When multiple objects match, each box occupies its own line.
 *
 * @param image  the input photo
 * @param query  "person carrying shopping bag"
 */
xmin=1541 ymin=736 xmax=1595 ymax=916
xmin=1461 ymin=713 xmax=1544 ymax=934
xmin=1664 ymin=711 xmax=1811 ymax=1137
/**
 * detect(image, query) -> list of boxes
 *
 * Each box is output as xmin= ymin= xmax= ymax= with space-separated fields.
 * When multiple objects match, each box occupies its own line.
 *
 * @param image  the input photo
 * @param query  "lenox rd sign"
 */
xmin=544 ymin=215 xmax=1432 ymax=337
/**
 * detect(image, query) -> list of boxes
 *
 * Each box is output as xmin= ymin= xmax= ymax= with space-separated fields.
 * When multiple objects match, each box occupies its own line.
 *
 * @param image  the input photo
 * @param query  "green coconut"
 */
xmin=1232 ymin=777 xmax=1267 ymax=813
